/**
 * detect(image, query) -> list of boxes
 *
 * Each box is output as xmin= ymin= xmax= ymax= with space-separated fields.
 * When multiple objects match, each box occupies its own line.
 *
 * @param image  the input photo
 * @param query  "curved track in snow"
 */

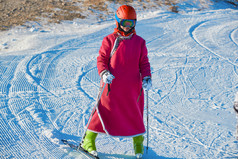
xmin=190 ymin=18 xmax=238 ymax=67
xmin=0 ymin=8 xmax=238 ymax=159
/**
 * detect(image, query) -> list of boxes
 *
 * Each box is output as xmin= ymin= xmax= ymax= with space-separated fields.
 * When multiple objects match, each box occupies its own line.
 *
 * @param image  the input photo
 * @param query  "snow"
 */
xmin=0 ymin=1 xmax=238 ymax=159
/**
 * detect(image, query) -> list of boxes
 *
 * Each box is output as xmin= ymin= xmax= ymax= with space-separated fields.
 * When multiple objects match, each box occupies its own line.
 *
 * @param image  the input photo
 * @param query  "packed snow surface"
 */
xmin=0 ymin=2 xmax=238 ymax=159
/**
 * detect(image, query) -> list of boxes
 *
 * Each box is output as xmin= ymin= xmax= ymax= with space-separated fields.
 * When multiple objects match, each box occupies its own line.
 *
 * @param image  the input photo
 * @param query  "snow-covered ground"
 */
xmin=0 ymin=1 xmax=238 ymax=159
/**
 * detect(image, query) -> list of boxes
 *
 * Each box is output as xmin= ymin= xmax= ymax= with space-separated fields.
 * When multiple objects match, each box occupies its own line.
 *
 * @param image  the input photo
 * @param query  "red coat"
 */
xmin=88 ymin=32 xmax=151 ymax=137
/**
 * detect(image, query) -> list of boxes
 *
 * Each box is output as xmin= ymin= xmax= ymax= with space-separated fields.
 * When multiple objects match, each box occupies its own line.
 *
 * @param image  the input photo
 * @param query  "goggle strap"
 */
xmin=115 ymin=13 xmax=121 ymax=23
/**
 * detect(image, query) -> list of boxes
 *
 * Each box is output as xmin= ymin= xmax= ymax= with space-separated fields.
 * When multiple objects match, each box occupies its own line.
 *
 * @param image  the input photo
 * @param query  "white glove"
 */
xmin=142 ymin=76 xmax=152 ymax=91
xmin=102 ymin=71 xmax=115 ymax=84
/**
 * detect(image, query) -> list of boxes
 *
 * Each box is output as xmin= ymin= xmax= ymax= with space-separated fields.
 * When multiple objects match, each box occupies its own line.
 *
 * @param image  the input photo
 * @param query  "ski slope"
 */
xmin=0 ymin=2 xmax=238 ymax=159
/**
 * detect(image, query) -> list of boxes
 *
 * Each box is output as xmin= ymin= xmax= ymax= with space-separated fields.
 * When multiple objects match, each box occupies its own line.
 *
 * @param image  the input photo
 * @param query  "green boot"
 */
xmin=81 ymin=131 xmax=98 ymax=155
xmin=133 ymin=135 xmax=144 ymax=158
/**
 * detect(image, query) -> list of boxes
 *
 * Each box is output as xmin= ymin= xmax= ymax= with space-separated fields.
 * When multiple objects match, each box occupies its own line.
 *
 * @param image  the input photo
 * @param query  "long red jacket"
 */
xmin=88 ymin=31 xmax=151 ymax=137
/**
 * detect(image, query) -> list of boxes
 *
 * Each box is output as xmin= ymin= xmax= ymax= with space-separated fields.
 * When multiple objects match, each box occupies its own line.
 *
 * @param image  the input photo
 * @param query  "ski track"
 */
xmin=1 ymin=8 xmax=238 ymax=159
xmin=230 ymin=27 xmax=238 ymax=78
xmin=230 ymin=27 xmax=238 ymax=47
xmin=190 ymin=18 xmax=238 ymax=67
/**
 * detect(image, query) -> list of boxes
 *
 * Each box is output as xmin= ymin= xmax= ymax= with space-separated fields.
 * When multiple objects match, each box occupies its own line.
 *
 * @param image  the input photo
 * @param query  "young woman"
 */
xmin=81 ymin=5 xmax=152 ymax=158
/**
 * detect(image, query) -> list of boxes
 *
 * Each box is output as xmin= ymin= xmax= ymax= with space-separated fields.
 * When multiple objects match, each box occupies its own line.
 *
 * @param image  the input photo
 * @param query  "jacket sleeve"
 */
xmin=139 ymin=39 xmax=151 ymax=79
xmin=97 ymin=36 xmax=112 ymax=76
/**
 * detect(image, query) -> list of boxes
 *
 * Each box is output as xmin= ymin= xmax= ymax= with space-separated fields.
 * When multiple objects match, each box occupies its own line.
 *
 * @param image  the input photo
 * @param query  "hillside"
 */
xmin=0 ymin=0 xmax=237 ymax=31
